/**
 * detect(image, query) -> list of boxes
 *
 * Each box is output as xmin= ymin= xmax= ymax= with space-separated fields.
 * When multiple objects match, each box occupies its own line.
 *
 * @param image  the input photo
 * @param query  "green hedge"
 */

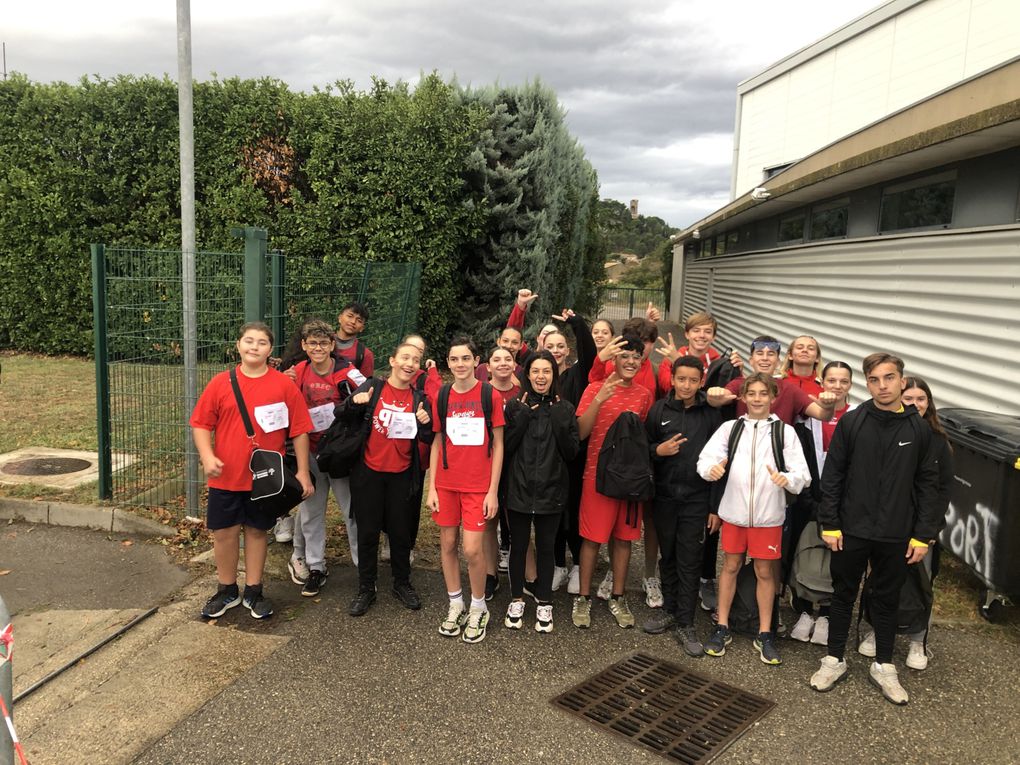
xmin=0 ymin=74 xmax=602 ymax=355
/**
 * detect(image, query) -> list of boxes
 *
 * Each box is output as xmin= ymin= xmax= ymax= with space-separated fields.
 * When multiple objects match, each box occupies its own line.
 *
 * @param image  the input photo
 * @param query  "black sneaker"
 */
xmin=484 ymin=574 xmax=500 ymax=602
xmin=349 ymin=588 xmax=377 ymax=617
xmin=302 ymin=569 xmax=326 ymax=597
xmin=642 ymin=610 xmax=677 ymax=635
xmin=392 ymin=581 xmax=422 ymax=610
xmin=522 ymin=580 xmax=539 ymax=602
xmin=704 ymin=624 xmax=732 ymax=657
xmin=201 ymin=584 xmax=240 ymax=618
xmin=242 ymin=587 xmax=274 ymax=619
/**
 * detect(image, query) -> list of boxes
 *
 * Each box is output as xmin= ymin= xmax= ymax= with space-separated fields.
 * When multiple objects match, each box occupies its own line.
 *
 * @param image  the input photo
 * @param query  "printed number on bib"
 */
xmin=308 ymin=403 xmax=335 ymax=433
xmin=254 ymin=402 xmax=289 ymax=433
xmin=446 ymin=416 xmax=485 ymax=446
xmin=387 ymin=411 xmax=417 ymax=440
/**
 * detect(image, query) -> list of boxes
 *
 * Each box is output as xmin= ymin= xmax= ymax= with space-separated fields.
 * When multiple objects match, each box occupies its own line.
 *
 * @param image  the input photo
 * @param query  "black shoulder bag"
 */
xmin=229 ymin=368 xmax=311 ymax=518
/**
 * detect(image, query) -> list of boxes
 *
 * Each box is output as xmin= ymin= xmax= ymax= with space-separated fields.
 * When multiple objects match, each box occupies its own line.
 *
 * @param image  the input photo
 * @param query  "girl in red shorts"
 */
xmin=427 ymin=337 xmax=505 ymax=644
xmin=696 ymin=373 xmax=811 ymax=665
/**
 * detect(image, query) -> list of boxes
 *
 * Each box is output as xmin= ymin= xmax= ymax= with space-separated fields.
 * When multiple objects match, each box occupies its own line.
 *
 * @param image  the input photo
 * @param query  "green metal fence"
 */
xmin=596 ymin=286 xmax=666 ymax=323
xmin=92 ymin=227 xmax=421 ymax=513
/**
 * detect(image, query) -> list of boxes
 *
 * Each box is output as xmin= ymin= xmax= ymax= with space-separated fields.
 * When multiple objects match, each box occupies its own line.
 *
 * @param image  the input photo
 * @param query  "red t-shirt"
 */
xmin=657 ymin=346 xmax=720 ymax=395
xmin=821 ymin=404 xmax=850 ymax=452
xmin=293 ymin=360 xmax=357 ymax=452
xmin=577 ymin=380 xmax=652 ymax=481
xmin=785 ymin=371 xmax=823 ymax=398
xmin=334 ymin=338 xmax=374 ymax=377
xmin=724 ymin=376 xmax=812 ymax=425
xmin=190 ymin=367 xmax=313 ymax=491
xmin=363 ymin=381 xmax=417 ymax=473
xmin=588 ymin=358 xmax=658 ymax=401
xmin=432 ymin=382 xmax=506 ymax=492
xmin=492 ymin=383 xmax=521 ymax=407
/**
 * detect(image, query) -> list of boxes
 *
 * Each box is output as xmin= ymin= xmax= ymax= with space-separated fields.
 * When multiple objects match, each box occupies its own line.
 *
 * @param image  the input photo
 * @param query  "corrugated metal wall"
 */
xmin=681 ymin=226 xmax=1020 ymax=415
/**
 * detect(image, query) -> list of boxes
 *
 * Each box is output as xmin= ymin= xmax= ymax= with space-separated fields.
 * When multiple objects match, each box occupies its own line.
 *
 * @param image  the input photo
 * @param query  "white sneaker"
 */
xmin=869 ymin=662 xmax=909 ymax=705
xmin=551 ymin=566 xmax=569 ymax=592
xmin=810 ymin=616 xmax=830 ymax=646
xmin=287 ymin=556 xmax=310 ymax=585
xmin=439 ymin=601 xmax=467 ymax=637
xmin=643 ymin=577 xmax=664 ymax=609
xmin=379 ymin=535 xmax=391 ymax=562
xmin=858 ymin=629 xmax=877 ymax=658
xmin=906 ymin=640 xmax=929 ymax=671
xmin=810 ymin=656 xmax=848 ymax=692
xmin=498 ymin=548 xmax=510 ymax=574
xmin=566 ymin=565 xmax=580 ymax=595
xmin=273 ymin=515 xmax=294 ymax=543
xmin=596 ymin=571 xmax=614 ymax=601
xmin=535 ymin=603 xmax=554 ymax=633
xmin=790 ymin=612 xmax=814 ymax=642
xmin=504 ymin=599 xmax=525 ymax=629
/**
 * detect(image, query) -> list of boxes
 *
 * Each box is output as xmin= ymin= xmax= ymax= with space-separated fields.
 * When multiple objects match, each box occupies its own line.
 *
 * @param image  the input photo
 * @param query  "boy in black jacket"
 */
xmin=643 ymin=356 xmax=722 ymax=656
xmin=810 ymin=353 xmax=940 ymax=706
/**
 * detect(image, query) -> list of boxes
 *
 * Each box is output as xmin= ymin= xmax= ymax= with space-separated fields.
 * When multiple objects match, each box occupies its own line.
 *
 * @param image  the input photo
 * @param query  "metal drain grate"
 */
xmin=552 ymin=652 xmax=774 ymax=764
xmin=1 ymin=457 xmax=93 ymax=476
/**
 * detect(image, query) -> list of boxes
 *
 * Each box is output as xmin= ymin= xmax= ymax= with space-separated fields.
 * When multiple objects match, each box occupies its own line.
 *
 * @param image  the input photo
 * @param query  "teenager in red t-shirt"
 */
xmin=190 ymin=322 xmax=314 ymax=621
xmin=334 ymin=301 xmax=374 ymax=378
xmin=653 ymin=311 xmax=745 ymax=395
xmin=346 ymin=341 xmax=434 ymax=617
xmin=484 ymin=346 xmax=520 ymax=598
xmin=781 ymin=335 xmax=824 ymax=398
xmin=571 ymin=335 xmax=653 ymax=630
xmin=283 ymin=319 xmax=359 ymax=598
xmin=427 ymin=337 xmax=505 ymax=644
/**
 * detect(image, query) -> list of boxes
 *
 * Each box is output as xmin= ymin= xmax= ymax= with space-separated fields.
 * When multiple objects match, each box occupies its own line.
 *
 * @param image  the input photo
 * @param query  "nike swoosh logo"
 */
xmin=898 ymin=441 xmax=912 ymax=446
xmin=661 ymin=420 xmax=671 ymax=426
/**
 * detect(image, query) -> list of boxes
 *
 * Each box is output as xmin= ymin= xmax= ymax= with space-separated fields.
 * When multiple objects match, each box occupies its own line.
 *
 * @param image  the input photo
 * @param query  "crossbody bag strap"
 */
xmin=229 ymin=368 xmax=258 ymax=443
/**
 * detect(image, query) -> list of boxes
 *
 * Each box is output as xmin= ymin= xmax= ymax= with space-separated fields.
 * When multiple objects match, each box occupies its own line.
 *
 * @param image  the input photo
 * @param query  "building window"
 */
xmin=714 ymin=235 xmax=726 ymax=256
xmin=778 ymin=213 xmax=805 ymax=243
xmin=700 ymin=238 xmax=713 ymax=258
xmin=726 ymin=231 xmax=739 ymax=251
xmin=808 ymin=199 xmax=849 ymax=240
xmin=879 ymin=171 xmax=956 ymax=232
xmin=763 ymin=162 xmax=793 ymax=180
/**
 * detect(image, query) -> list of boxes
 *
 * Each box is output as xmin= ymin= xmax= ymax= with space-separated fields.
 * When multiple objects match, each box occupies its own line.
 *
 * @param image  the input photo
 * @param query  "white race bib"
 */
xmin=348 ymin=369 xmax=367 ymax=387
xmin=446 ymin=416 xmax=485 ymax=446
xmin=254 ymin=401 xmax=289 ymax=433
xmin=387 ymin=411 xmax=418 ymax=440
xmin=308 ymin=403 xmax=335 ymax=433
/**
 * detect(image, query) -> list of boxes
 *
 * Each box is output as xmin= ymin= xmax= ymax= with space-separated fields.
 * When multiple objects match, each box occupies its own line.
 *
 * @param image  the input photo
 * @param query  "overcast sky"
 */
xmin=6 ymin=1 xmax=879 ymax=227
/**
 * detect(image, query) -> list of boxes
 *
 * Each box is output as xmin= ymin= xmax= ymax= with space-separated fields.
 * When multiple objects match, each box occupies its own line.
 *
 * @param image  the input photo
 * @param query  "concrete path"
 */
xmin=2 ymin=520 xmax=1019 ymax=765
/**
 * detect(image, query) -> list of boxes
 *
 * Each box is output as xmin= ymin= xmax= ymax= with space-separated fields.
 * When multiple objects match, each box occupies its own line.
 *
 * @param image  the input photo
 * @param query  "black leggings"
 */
xmin=350 ymin=463 xmax=415 ymax=591
xmin=554 ymin=453 xmax=585 ymax=567
xmin=508 ymin=511 xmax=561 ymax=602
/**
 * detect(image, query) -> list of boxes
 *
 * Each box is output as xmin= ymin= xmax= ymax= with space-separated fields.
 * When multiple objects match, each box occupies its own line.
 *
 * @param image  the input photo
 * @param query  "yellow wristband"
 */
xmin=909 ymin=538 xmax=929 ymax=549
xmin=821 ymin=530 xmax=842 ymax=538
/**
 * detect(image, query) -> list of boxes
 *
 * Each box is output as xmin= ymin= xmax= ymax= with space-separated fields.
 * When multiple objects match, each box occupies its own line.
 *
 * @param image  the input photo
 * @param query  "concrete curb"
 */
xmin=0 ymin=498 xmax=175 ymax=538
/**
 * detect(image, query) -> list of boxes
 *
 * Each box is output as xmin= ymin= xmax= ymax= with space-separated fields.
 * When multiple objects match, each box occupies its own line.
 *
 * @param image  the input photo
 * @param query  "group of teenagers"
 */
xmin=189 ymin=290 xmax=952 ymax=707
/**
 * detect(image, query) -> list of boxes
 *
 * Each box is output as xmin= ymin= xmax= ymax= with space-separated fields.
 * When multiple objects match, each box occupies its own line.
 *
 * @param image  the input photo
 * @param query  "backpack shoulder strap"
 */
xmin=354 ymin=339 xmax=365 ymax=370
xmin=438 ymin=383 xmax=452 ymax=469
xmin=480 ymin=381 xmax=494 ymax=457
xmin=726 ymin=418 xmax=744 ymax=464
xmin=771 ymin=418 xmax=787 ymax=473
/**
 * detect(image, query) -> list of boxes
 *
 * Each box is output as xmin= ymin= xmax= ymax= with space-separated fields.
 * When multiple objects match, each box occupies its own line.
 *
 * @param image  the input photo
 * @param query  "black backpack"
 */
xmin=436 ymin=382 xmax=494 ymax=469
xmin=728 ymin=560 xmax=779 ymax=635
xmin=315 ymin=381 xmax=384 ymax=478
xmin=596 ymin=411 xmax=655 ymax=504
xmin=860 ymin=555 xmax=934 ymax=639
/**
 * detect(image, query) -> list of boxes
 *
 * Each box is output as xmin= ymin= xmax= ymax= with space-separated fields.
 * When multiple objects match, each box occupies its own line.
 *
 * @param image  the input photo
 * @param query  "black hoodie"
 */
xmin=818 ymin=400 xmax=941 ymax=542
xmin=645 ymin=390 xmax=722 ymax=502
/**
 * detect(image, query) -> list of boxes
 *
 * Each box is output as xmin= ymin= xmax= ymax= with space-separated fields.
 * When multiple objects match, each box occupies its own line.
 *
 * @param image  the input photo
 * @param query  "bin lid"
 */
xmin=940 ymin=408 xmax=1020 ymax=465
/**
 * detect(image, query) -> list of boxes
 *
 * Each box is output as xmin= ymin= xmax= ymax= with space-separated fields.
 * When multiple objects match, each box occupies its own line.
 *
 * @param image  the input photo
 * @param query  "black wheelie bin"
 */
xmin=937 ymin=409 xmax=1020 ymax=619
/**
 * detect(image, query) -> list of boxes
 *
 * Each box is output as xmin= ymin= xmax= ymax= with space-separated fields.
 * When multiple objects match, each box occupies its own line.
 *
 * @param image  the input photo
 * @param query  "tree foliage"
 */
xmin=0 ymin=73 xmax=599 ymax=355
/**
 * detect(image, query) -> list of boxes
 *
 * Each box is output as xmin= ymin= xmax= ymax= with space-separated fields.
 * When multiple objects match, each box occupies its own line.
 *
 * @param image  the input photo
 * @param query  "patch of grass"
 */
xmin=0 ymin=352 xmax=97 ymax=453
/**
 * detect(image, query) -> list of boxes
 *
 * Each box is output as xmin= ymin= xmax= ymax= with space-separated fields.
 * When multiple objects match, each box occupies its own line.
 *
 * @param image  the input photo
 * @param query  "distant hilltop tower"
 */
xmin=629 ymin=199 xmax=639 ymax=219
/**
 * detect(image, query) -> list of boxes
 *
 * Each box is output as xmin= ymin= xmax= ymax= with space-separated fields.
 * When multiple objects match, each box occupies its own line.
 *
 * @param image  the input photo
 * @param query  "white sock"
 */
xmin=470 ymin=595 xmax=487 ymax=611
xmin=448 ymin=590 xmax=463 ymax=607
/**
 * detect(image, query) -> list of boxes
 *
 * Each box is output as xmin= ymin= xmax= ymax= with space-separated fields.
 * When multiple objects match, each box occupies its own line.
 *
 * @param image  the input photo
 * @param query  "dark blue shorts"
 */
xmin=206 ymin=488 xmax=277 ymax=531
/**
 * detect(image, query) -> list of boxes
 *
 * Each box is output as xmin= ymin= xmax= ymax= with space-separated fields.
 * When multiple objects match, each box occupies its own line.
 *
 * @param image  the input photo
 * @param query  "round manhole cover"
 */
xmin=1 ymin=457 xmax=94 ymax=476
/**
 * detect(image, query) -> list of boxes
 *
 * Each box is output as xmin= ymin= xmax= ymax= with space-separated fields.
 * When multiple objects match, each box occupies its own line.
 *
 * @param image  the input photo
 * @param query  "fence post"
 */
xmin=270 ymin=250 xmax=286 ymax=356
xmin=0 ymin=594 xmax=11 ymax=765
xmin=628 ymin=288 xmax=635 ymax=319
xmin=234 ymin=226 xmax=268 ymax=323
xmin=91 ymin=244 xmax=113 ymax=500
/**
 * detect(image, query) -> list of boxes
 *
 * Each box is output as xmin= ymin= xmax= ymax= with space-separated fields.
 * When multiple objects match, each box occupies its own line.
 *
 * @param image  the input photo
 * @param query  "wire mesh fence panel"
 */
xmin=596 ymin=287 xmax=666 ymax=323
xmin=96 ymin=245 xmax=421 ymax=515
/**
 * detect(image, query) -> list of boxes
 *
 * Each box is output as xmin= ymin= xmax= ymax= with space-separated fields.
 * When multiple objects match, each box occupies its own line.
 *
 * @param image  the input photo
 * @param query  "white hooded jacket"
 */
xmin=696 ymin=415 xmax=811 ymax=528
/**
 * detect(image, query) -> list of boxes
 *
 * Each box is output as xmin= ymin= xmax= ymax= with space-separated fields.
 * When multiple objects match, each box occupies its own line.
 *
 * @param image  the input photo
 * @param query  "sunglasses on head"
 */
xmin=751 ymin=341 xmax=781 ymax=354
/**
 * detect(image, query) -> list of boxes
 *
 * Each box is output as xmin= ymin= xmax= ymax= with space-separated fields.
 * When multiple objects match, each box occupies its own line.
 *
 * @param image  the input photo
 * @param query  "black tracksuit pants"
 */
xmin=653 ymin=495 xmax=711 ymax=628
xmin=508 ymin=511 xmax=560 ymax=602
xmin=350 ymin=463 xmax=414 ymax=592
xmin=827 ymin=534 xmax=909 ymax=664
xmin=554 ymin=452 xmax=585 ymax=567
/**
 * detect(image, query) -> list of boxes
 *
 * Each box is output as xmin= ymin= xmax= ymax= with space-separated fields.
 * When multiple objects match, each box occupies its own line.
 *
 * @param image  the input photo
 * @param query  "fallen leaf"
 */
xmin=207 ymin=619 xmax=218 ymax=626
xmin=121 ymin=539 xmax=134 ymax=547
xmin=0 ymin=570 xmax=11 ymax=576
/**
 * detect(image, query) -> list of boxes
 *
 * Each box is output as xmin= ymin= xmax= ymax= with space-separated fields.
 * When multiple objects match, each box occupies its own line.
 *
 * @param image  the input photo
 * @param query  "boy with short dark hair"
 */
xmin=335 ymin=301 xmax=374 ymax=379
xmin=643 ymin=356 xmax=723 ymax=656
xmin=697 ymin=373 xmax=811 ymax=665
